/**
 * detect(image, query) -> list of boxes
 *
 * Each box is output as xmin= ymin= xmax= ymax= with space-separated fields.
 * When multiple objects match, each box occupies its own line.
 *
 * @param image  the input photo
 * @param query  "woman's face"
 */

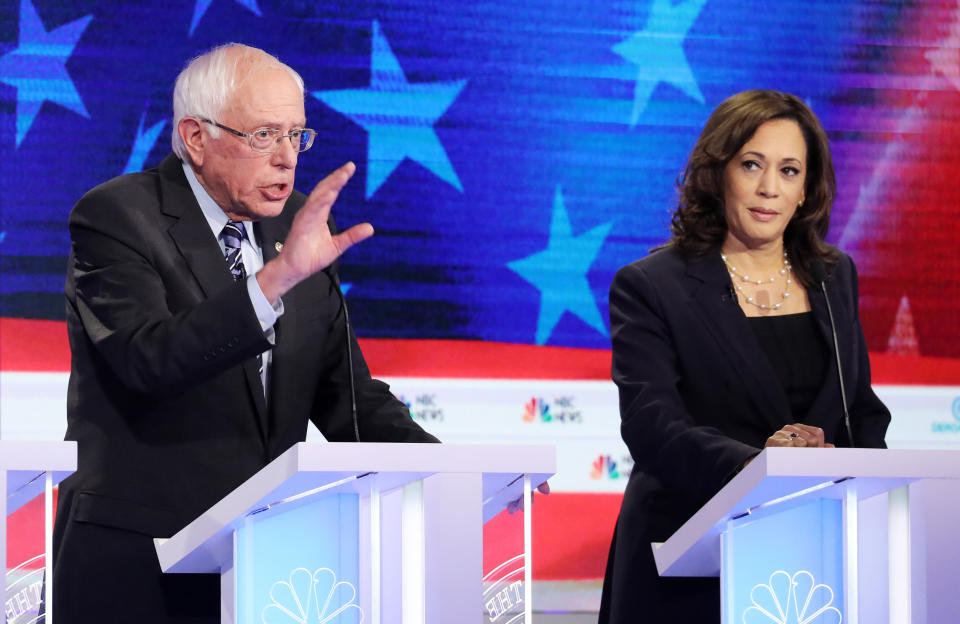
xmin=722 ymin=118 xmax=807 ymax=251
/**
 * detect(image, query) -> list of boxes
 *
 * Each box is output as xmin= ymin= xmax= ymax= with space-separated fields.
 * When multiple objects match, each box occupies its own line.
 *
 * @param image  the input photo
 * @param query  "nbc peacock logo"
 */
xmin=522 ymin=397 xmax=551 ymax=423
xmin=742 ymin=570 xmax=841 ymax=624
xmin=590 ymin=455 xmax=618 ymax=480
xmin=261 ymin=567 xmax=363 ymax=623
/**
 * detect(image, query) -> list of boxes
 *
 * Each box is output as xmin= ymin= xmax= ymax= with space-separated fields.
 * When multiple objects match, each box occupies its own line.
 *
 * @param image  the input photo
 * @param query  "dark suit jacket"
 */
xmin=598 ymin=246 xmax=889 ymax=624
xmin=51 ymin=154 xmax=437 ymax=622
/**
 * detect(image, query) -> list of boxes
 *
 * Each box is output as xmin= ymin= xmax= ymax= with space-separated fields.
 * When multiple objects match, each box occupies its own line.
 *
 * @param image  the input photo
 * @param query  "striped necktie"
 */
xmin=220 ymin=220 xmax=263 ymax=375
xmin=221 ymin=220 xmax=247 ymax=281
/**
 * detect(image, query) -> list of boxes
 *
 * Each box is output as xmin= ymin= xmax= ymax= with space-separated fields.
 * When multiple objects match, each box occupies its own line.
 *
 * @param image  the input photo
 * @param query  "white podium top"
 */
xmin=0 ymin=440 xmax=77 ymax=515
xmin=654 ymin=447 xmax=960 ymax=577
xmin=156 ymin=442 xmax=555 ymax=573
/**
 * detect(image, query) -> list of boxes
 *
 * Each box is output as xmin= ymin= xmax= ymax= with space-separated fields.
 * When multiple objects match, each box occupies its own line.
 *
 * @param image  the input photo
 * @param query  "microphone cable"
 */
xmin=811 ymin=259 xmax=855 ymax=447
xmin=327 ymin=267 xmax=360 ymax=442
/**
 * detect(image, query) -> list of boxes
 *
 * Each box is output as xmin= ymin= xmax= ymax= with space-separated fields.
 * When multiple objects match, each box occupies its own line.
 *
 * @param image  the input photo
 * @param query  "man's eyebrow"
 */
xmin=248 ymin=120 xmax=308 ymax=128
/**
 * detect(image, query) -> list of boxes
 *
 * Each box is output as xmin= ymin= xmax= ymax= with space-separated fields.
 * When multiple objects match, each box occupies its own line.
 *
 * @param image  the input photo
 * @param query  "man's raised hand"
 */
xmin=257 ymin=162 xmax=373 ymax=304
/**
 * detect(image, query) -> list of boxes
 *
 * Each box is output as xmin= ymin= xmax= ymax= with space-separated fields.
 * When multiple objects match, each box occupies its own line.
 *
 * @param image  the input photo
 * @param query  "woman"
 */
xmin=598 ymin=90 xmax=890 ymax=623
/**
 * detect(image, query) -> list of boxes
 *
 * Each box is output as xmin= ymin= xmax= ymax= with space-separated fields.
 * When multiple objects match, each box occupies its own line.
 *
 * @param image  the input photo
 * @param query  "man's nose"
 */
xmin=272 ymin=137 xmax=298 ymax=168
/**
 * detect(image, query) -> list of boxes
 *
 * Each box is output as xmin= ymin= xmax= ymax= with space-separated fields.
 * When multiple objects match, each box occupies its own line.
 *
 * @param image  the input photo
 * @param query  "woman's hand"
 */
xmin=765 ymin=423 xmax=835 ymax=448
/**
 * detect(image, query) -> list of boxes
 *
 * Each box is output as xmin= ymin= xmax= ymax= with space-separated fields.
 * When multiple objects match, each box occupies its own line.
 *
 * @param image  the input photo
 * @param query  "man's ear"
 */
xmin=178 ymin=117 xmax=205 ymax=167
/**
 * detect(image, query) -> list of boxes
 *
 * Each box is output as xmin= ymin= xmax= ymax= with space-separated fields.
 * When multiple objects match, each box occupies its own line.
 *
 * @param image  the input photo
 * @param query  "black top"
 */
xmin=747 ymin=311 xmax=829 ymax=420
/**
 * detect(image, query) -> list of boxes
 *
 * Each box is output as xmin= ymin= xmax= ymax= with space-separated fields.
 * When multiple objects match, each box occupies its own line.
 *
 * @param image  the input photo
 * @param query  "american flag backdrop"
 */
xmin=2 ymin=0 xmax=960 ymax=612
xmin=2 ymin=0 xmax=960 ymax=356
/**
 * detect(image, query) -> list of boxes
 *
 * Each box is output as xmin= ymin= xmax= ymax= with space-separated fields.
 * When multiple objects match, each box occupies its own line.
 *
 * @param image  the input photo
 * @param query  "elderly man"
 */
xmin=49 ymin=43 xmax=438 ymax=622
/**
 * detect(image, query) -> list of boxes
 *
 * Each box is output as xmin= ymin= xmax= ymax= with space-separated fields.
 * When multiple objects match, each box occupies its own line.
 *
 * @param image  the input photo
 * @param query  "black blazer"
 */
xmin=598 ymin=246 xmax=889 ymax=624
xmin=52 ymin=154 xmax=437 ymax=621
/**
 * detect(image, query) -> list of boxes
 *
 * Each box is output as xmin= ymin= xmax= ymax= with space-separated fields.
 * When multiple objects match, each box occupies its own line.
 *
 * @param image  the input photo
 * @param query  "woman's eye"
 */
xmin=782 ymin=166 xmax=799 ymax=176
xmin=742 ymin=160 xmax=760 ymax=171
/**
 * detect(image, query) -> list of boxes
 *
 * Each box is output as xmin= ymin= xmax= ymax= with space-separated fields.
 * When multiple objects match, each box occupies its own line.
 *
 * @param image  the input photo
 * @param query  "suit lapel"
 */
xmin=685 ymin=254 xmax=792 ymax=433
xmin=158 ymin=154 xmax=269 ymax=442
xmin=159 ymin=155 xmax=234 ymax=299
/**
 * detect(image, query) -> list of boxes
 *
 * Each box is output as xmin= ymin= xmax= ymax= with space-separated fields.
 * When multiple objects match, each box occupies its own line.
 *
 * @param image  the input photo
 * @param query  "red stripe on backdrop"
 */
xmin=2 ymin=317 xmax=960 ymax=383
xmin=7 ymin=488 xmax=58 ymax=569
xmin=0 ymin=319 xmax=70 ymax=372
xmin=483 ymin=493 xmax=622 ymax=580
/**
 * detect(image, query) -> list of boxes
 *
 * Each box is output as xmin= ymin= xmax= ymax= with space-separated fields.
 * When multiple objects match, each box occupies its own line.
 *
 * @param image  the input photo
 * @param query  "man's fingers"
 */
xmin=304 ymin=162 xmax=357 ymax=218
xmin=332 ymin=223 xmax=374 ymax=255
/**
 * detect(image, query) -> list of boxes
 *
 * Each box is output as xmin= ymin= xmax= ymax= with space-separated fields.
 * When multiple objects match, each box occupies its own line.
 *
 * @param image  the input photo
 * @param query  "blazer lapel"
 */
xmin=685 ymin=254 xmax=792 ymax=433
xmin=158 ymin=154 xmax=269 ymax=442
xmin=159 ymin=155 xmax=234 ymax=299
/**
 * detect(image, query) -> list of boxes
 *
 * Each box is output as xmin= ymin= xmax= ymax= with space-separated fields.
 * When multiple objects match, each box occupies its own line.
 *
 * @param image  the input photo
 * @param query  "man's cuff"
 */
xmin=246 ymin=273 xmax=284 ymax=334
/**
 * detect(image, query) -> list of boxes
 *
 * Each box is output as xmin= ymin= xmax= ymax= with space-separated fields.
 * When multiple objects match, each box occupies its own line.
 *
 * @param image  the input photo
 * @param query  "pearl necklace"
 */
xmin=721 ymin=251 xmax=793 ymax=311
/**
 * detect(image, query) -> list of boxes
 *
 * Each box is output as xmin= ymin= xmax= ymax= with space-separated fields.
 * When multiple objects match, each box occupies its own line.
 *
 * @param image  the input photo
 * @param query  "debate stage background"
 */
xmin=2 ymin=0 xmax=960 ymax=613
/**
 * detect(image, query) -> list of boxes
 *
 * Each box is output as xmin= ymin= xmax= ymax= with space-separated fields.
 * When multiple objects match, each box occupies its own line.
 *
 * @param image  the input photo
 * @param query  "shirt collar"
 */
xmin=181 ymin=159 xmax=256 ymax=245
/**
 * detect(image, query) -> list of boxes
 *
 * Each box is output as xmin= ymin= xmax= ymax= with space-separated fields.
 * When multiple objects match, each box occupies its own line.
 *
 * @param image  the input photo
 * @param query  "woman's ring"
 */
xmin=789 ymin=432 xmax=799 ymax=438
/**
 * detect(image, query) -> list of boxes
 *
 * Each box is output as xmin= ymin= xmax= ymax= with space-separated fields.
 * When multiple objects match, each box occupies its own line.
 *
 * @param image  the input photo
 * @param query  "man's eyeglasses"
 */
xmin=201 ymin=118 xmax=316 ymax=154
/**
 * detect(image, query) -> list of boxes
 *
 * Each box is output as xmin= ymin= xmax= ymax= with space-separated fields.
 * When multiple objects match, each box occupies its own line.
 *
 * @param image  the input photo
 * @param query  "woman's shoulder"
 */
xmin=615 ymin=245 xmax=689 ymax=281
xmin=824 ymin=245 xmax=858 ymax=282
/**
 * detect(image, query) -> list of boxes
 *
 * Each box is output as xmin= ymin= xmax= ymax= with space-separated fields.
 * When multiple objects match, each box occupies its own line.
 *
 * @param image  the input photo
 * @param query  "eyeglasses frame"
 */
xmin=199 ymin=118 xmax=316 ymax=154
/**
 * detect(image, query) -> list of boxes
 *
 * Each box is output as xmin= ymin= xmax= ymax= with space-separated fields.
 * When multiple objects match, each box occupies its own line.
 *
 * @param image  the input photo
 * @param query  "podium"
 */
xmin=653 ymin=447 xmax=960 ymax=624
xmin=155 ymin=442 xmax=555 ymax=624
xmin=1 ymin=440 xmax=77 ymax=623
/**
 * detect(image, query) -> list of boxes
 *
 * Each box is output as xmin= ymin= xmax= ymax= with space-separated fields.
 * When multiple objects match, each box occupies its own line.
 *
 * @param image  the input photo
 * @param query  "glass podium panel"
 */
xmin=482 ymin=478 xmax=531 ymax=624
xmin=6 ymin=489 xmax=47 ymax=623
xmin=236 ymin=494 xmax=361 ymax=624
xmin=722 ymin=498 xmax=844 ymax=624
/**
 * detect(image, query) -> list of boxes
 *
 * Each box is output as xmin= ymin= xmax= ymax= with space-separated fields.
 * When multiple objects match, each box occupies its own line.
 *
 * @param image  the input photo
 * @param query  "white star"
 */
xmin=0 ymin=0 xmax=92 ymax=147
xmin=886 ymin=295 xmax=920 ymax=355
xmin=313 ymin=20 xmax=467 ymax=198
xmin=122 ymin=108 xmax=167 ymax=174
xmin=507 ymin=186 xmax=613 ymax=345
xmin=613 ymin=0 xmax=707 ymax=127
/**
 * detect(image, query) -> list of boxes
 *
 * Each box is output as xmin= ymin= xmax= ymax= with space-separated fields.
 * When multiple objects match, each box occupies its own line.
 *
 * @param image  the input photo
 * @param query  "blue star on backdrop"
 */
xmin=507 ymin=186 xmax=613 ymax=345
xmin=190 ymin=0 xmax=261 ymax=35
xmin=313 ymin=20 xmax=468 ymax=198
xmin=613 ymin=0 xmax=707 ymax=127
xmin=0 ymin=0 xmax=907 ymax=351
xmin=0 ymin=0 xmax=92 ymax=147
xmin=122 ymin=107 xmax=167 ymax=174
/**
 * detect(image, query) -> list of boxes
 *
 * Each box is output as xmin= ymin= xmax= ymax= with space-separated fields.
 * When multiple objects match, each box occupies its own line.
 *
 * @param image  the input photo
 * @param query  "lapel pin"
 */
xmin=275 ymin=242 xmax=283 ymax=253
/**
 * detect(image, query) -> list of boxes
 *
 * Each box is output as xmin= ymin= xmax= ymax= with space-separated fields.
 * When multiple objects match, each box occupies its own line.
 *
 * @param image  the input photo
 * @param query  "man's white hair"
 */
xmin=171 ymin=43 xmax=305 ymax=163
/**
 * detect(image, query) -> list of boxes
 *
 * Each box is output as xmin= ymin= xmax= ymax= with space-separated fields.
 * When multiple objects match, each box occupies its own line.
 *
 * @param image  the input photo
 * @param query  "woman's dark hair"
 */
xmin=667 ymin=89 xmax=838 ymax=287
